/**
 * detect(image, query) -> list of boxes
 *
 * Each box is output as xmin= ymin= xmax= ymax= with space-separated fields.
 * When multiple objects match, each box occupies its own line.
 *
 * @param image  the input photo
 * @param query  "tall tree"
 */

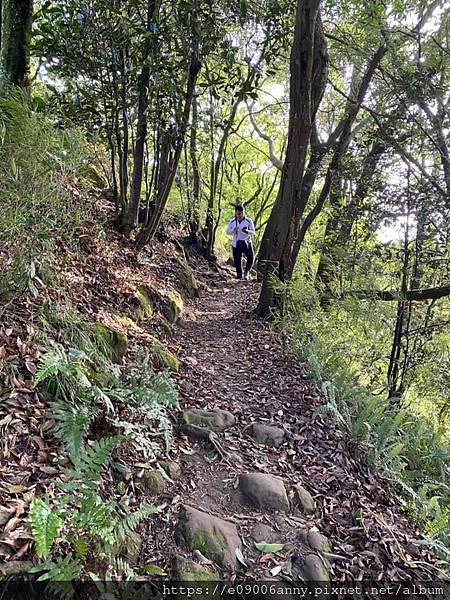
xmin=121 ymin=0 xmax=158 ymax=236
xmin=257 ymin=0 xmax=327 ymax=317
xmin=0 ymin=0 xmax=33 ymax=88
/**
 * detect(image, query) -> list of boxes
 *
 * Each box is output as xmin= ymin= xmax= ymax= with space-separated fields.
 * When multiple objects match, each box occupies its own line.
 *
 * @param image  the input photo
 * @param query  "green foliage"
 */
xmin=0 ymin=92 xmax=89 ymax=300
xmin=29 ymin=434 xmax=158 ymax=583
xmin=39 ymin=301 xmax=118 ymax=368
xmin=109 ymin=350 xmax=179 ymax=455
xmin=34 ymin=344 xmax=100 ymax=460
xmin=31 ymin=555 xmax=82 ymax=582
xmin=29 ymin=498 xmax=63 ymax=559
xmin=50 ymin=399 xmax=92 ymax=462
xmin=284 ymin=274 xmax=450 ymax=552
xmin=61 ymin=436 xmax=125 ymax=489
xmin=30 ymin=555 xmax=82 ymax=600
xmin=31 ymin=322 xmax=174 ymax=579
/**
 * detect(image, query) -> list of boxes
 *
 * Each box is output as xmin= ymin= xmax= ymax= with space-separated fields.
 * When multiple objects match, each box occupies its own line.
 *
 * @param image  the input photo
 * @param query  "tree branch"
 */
xmin=338 ymin=284 xmax=450 ymax=302
xmin=246 ymin=102 xmax=284 ymax=171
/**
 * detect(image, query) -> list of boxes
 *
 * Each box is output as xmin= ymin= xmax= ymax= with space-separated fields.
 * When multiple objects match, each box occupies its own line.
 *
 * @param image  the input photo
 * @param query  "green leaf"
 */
xmin=50 ymin=399 xmax=91 ymax=461
xmin=254 ymin=542 xmax=284 ymax=553
xmin=10 ymin=157 xmax=18 ymax=179
xmin=29 ymin=498 xmax=63 ymax=558
xmin=140 ymin=565 xmax=167 ymax=576
xmin=73 ymin=537 xmax=89 ymax=560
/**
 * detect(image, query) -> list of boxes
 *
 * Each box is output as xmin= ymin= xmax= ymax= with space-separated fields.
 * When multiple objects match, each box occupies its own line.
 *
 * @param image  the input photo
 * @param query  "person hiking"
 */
xmin=226 ymin=204 xmax=255 ymax=280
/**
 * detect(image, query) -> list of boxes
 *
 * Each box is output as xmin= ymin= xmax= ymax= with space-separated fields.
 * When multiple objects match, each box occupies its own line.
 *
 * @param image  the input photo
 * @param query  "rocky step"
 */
xmin=250 ymin=423 xmax=285 ymax=447
xmin=182 ymin=408 xmax=235 ymax=432
xmin=175 ymin=505 xmax=241 ymax=571
xmin=239 ymin=473 xmax=289 ymax=513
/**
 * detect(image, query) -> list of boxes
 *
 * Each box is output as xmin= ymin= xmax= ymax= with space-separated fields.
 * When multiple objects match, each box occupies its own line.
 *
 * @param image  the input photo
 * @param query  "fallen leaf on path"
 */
xmin=255 ymin=542 xmax=284 ymax=553
xmin=235 ymin=548 xmax=248 ymax=567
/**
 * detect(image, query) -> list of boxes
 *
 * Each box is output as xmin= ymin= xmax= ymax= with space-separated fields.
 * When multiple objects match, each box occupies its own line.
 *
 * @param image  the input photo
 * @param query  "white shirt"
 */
xmin=226 ymin=216 xmax=255 ymax=248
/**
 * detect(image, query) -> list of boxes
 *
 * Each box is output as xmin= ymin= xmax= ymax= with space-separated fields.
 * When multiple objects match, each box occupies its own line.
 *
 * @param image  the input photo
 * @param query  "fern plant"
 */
xmin=30 ymin=555 xmax=82 ymax=600
xmin=30 ymin=435 xmax=158 ymax=579
xmin=29 ymin=498 xmax=63 ymax=559
xmin=108 ymin=352 xmax=179 ymax=455
xmin=50 ymin=399 xmax=93 ymax=462
xmin=31 ymin=343 xmax=173 ymax=581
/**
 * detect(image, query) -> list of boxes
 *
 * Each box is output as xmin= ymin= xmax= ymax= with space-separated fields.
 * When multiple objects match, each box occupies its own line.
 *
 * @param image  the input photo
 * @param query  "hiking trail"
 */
xmin=138 ymin=265 xmax=439 ymax=581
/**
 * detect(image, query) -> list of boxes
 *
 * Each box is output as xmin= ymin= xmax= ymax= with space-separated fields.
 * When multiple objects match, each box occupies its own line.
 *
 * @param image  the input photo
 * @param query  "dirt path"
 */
xmin=143 ymin=272 xmax=440 ymax=581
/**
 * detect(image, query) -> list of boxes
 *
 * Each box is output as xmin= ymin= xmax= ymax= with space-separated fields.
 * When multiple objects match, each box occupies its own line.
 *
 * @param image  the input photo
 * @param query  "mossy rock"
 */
xmin=160 ymin=289 xmax=184 ymax=324
xmin=117 ymin=315 xmax=143 ymax=333
xmin=239 ymin=473 xmax=289 ymax=513
xmin=299 ymin=529 xmax=331 ymax=554
xmin=86 ymin=365 xmax=115 ymax=388
xmin=148 ymin=336 xmax=180 ymax=372
xmin=292 ymin=484 xmax=316 ymax=515
xmin=134 ymin=286 xmax=153 ymax=322
xmin=175 ymin=257 xmax=199 ymax=298
xmin=182 ymin=408 xmax=235 ymax=432
xmin=308 ymin=530 xmax=331 ymax=553
xmin=300 ymin=553 xmax=331 ymax=581
xmin=141 ymin=470 xmax=166 ymax=497
xmin=175 ymin=505 xmax=241 ymax=570
xmin=251 ymin=423 xmax=285 ymax=447
xmin=172 ymin=556 xmax=217 ymax=582
xmin=90 ymin=323 xmax=128 ymax=364
xmin=161 ymin=318 xmax=174 ymax=336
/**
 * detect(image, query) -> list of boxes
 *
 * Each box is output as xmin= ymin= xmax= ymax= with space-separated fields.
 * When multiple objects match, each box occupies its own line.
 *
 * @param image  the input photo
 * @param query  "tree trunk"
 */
xmin=188 ymin=93 xmax=201 ymax=242
xmin=0 ymin=0 xmax=33 ymax=89
xmin=135 ymin=52 xmax=201 ymax=249
xmin=119 ymin=48 xmax=130 ymax=213
xmin=315 ymin=176 xmax=343 ymax=291
xmin=257 ymin=1 xmax=327 ymax=318
xmin=121 ymin=0 xmax=157 ymax=236
xmin=204 ymin=66 xmax=259 ymax=258
xmin=331 ymin=284 xmax=450 ymax=302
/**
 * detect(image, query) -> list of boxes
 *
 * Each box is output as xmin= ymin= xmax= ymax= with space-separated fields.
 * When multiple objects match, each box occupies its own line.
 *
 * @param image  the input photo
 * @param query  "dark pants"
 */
xmin=233 ymin=240 xmax=254 ymax=279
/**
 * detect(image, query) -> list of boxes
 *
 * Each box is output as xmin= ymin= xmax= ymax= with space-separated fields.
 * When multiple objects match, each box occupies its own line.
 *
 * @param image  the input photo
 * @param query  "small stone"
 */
xmin=251 ymin=523 xmax=281 ymax=544
xmin=182 ymin=424 xmax=212 ymax=442
xmin=298 ymin=529 xmax=331 ymax=552
xmin=141 ymin=470 xmax=166 ymax=497
xmin=300 ymin=553 xmax=330 ymax=581
xmin=182 ymin=408 xmax=235 ymax=432
xmin=251 ymin=423 xmax=285 ymax=447
xmin=239 ymin=473 xmax=289 ymax=513
xmin=175 ymin=505 xmax=241 ymax=570
xmin=307 ymin=530 xmax=331 ymax=553
xmin=293 ymin=484 xmax=316 ymax=515
xmin=159 ymin=461 xmax=181 ymax=480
